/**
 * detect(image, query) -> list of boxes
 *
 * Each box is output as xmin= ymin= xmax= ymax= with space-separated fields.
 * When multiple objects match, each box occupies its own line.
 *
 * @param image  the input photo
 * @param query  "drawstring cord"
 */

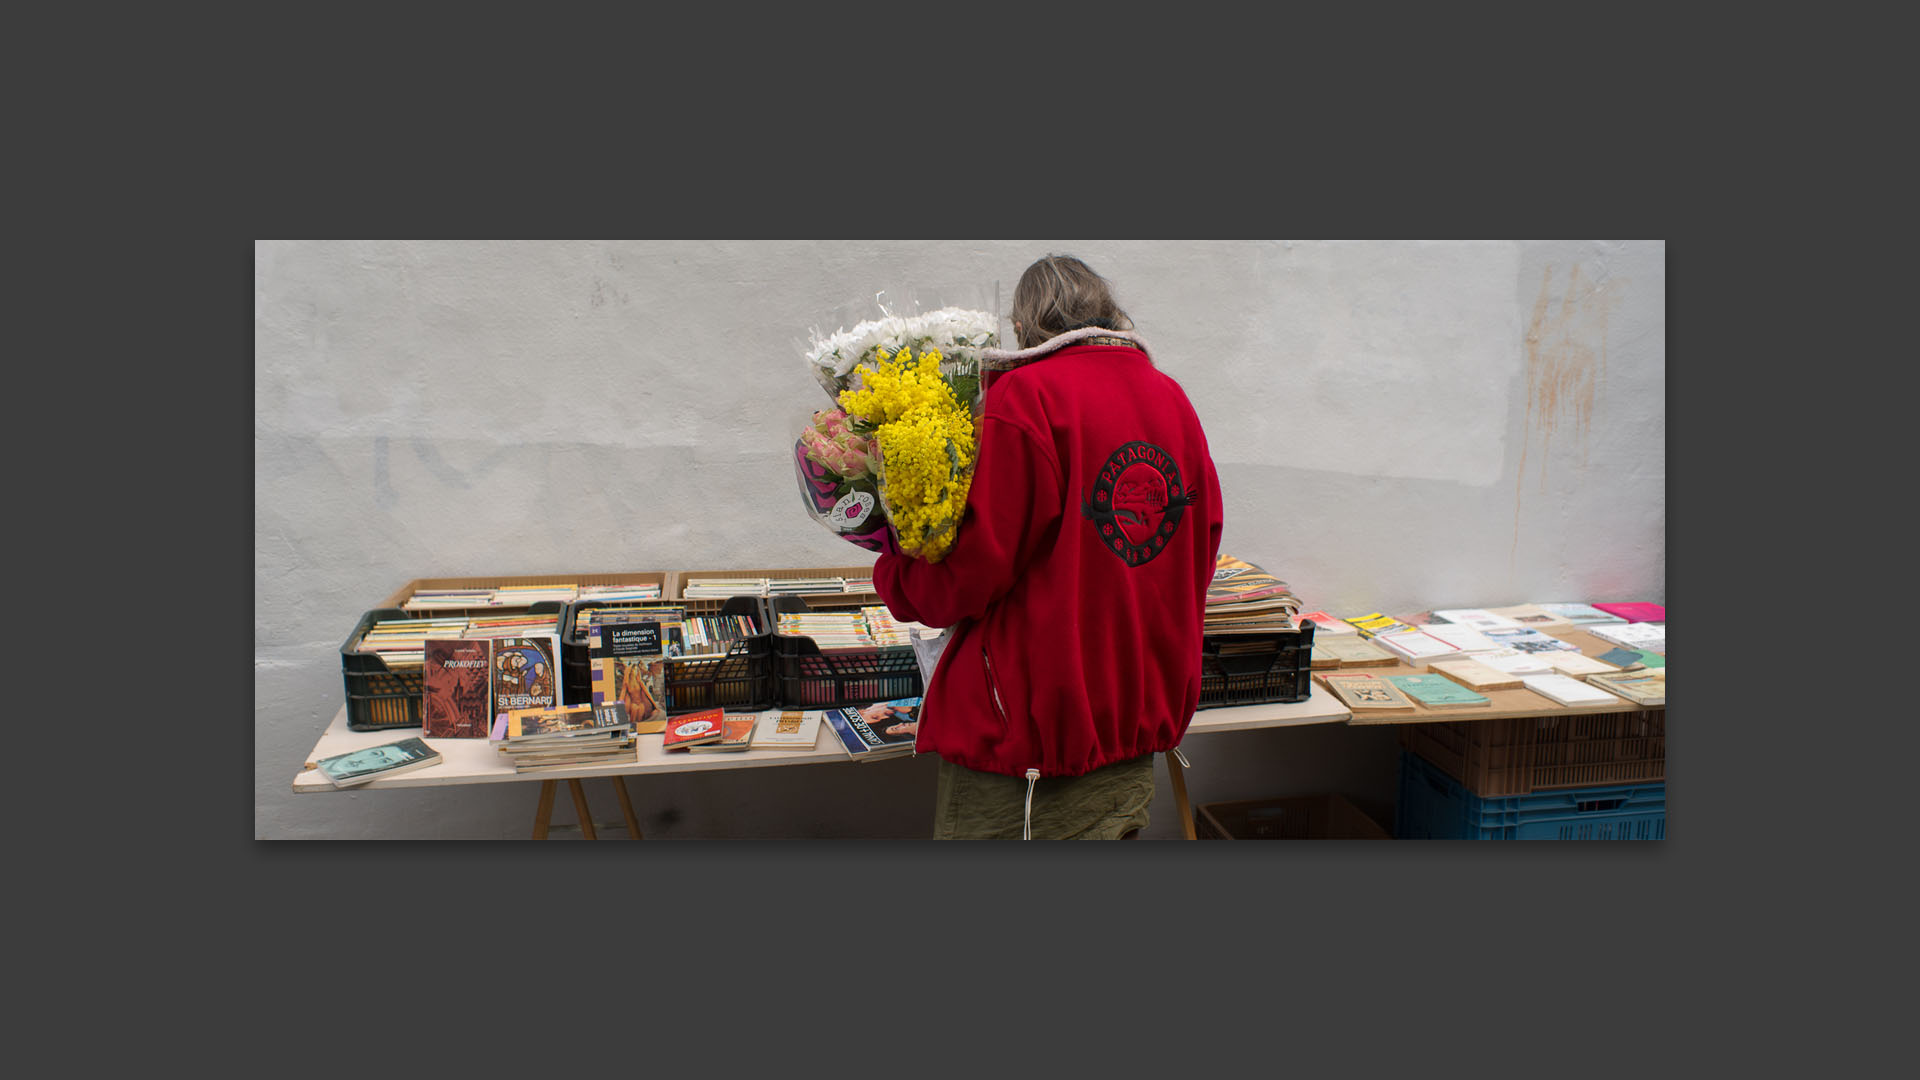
xmin=1023 ymin=768 xmax=1040 ymax=839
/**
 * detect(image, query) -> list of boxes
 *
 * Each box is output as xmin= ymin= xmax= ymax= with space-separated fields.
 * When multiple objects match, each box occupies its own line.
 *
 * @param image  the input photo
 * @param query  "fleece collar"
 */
xmin=981 ymin=327 xmax=1151 ymax=372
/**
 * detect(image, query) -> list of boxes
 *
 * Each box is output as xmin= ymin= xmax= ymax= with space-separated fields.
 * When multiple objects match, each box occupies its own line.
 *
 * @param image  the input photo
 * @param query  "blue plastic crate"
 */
xmin=1396 ymin=752 xmax=1665 ymax=840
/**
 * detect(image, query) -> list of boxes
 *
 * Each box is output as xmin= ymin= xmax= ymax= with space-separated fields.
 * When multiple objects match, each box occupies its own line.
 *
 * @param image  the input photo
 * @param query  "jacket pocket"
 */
xmin=980 ymin=641 xmax=1012 ymax=735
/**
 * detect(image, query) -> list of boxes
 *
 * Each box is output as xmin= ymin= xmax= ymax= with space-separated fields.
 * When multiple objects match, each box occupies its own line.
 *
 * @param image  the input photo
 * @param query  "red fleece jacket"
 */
xmin=874 ymin=340 xmax=1224 ymax=778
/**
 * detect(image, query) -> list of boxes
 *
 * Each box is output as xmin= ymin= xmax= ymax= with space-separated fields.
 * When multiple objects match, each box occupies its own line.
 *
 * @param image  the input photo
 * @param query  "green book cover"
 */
xmin=1596 ymin=647 xmax=1665 ymax=669
xmin=1386 ymin=673 xmax=1492 ymax=708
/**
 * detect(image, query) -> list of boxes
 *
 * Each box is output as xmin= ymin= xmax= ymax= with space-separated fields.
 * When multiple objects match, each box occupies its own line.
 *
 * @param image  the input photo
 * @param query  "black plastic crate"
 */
xmin=560 ymin=595 xmax=773 ymax=713
xmin=767 ymin=595 xmax=923 ymax=709
xmin=339 ymin=607 xmax=425 ymax=732
xmin=1196 ymin=621 xmax=1315 ymax=709
xmin=340 ymin=603 xmax=566 ymax=732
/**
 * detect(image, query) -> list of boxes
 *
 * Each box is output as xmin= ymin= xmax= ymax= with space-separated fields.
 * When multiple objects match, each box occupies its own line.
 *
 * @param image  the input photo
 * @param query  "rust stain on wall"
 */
xmin=1513 ymin=264 xmax=1621 ymax=557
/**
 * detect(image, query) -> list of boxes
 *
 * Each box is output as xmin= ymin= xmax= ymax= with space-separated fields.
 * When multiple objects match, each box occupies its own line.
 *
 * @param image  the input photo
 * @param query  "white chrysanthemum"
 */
xmin=807 ymin=308 xmax=995 ymax=379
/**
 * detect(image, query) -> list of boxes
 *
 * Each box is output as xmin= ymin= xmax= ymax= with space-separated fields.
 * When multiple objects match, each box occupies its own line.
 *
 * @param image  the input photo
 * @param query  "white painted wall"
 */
xmin=254 ymin=239 xmax=1664 ymax=839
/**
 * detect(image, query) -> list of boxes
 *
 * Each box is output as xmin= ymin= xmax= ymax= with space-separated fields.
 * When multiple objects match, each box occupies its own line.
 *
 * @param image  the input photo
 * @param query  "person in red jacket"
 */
xmin=874 ymin=254 xmax=1224 ymax=839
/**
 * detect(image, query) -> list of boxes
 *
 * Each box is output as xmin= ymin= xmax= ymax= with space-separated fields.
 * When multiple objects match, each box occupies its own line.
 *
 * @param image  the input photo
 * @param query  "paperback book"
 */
xmin=1418 ymin=622 xmax=1501 ymax=654
xmin=1596 ymin=647 xmax=1665 ymax=670
xmin=1318 ymin=673 xmax=1417 ymax=711
xmin=1587 ymin=622 xmax=1666 ymax=652
xmin=1345 ymin=613 xmax=1417 ymax=639
xmin=1312 ymin=635 xmax=1400 ymax=668
xmin=422 ymin=638 xmax=494 ymax=738
xmin=1293 ymin=611 xmax=1358 ymax=635
xmin=491 ymin=635 xmax=561 ymax=717
xmin=1587 ymin=669 xmax=1666 ymax=706
xmin=1592 ymin=602 xmax=1665 ymax=623
xmin=1520 ymin=673 xmax=1619 ymax=707
xmin=751 ymin=709 xmax=824 ymax=752
xmin=314 ymin=737 xmax=444 ymax=788
xmin=1533 ymin=603 xmax=1627 ymax=626
xmin=1475 ymin=648 xmax=1555 ymax=676
xmin=1544 ymin=652 xmax=1621 ymax=678
xmin=688 ymin=713 xmax=759 ymax=753
xmin=1426 ymin=657 xmax=1525 ymax=692
xmin=663 ymin=707 xmax=728 ymax=751
xmin=587 ymin=616 xmax=671 ymax=734
xmin=1485 ymin=604 xmax=1571 ymax=628
xmin=1373 ymin=629 xmax=1462 ymax=665
xmin=1430 ymin=609 xmax=1524 ymax=632
xmin=1385 ymin=673 xmax=1492 ymax=709
xmin=1482 ymin=626 xmax=1582 ymax=655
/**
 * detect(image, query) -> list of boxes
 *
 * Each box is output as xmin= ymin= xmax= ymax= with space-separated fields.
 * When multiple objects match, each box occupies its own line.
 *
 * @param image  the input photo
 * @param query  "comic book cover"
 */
xmin=588 ymin=616 xmax=670 ymax=735
xmin=422 ymin=638 xmax=494 ymax=738
xmin=491 ymin=634 xmax=560 ymax=717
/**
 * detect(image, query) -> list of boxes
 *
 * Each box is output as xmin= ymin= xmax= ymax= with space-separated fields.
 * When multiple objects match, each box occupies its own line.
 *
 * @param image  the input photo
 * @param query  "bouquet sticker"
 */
xmin=794 ymin=294 xmax=997 ymax=563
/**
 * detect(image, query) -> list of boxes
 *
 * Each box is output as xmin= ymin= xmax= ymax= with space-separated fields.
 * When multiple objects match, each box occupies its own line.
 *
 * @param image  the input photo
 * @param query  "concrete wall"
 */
xmin=254 ymin=239 xmax=1664 ymax=839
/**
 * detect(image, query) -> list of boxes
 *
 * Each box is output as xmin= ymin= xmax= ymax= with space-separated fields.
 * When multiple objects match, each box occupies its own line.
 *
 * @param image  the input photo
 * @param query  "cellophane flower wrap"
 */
xmin=794 ymin=299 xmax=996 ymax=562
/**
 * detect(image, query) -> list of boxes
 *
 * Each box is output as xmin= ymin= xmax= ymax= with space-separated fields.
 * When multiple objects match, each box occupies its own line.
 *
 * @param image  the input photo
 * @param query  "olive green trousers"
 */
xmin=933 ymin=753 xmax=1156 ymax=839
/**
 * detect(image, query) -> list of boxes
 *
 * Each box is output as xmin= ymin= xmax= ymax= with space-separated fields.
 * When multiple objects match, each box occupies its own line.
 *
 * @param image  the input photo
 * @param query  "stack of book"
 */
xmin=402 ymin=584 xmax=580 ymax=612
xmin=775 ymin=610 xmax=875 ymax=649
xmin=774 ymin=607 xmax=919 ymax=651
xmin=352 ymin=611 xmax=563 ymax=671
xmin=462 ymin=612 xmax=565 ymax=639
xmin=679 ymin=613 xmax=762 ymax=657
xmin=352 ymin=616 xmax=466 ymax=669
xmin=490 ymin=702 xmax=637 ymax=772
xmin=767 ymin=577 xmax=848 ymax=597
xmin=571 ymin=603 xmax=686 ymax=641
xmin=1205 ymin=554 xmax=1301 ymax=634
xmin=682 ymin=577 xmax=766 ymax=599
xmin=400 ymin=588 xmax=497 ymax=612
xmin=577 ymin=582 xmax=664 ymax=603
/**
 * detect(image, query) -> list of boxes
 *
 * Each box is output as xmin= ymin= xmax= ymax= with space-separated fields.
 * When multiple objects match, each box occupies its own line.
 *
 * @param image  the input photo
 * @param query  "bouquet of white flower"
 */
xmin=793 ymin=294 xmax=999 ymax=559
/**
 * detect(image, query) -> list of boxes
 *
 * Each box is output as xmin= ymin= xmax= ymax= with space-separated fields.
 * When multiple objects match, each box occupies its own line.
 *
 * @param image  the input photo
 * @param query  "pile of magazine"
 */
xmin=822 ymin=697 xmax=920 ymax=762
xmin=490 ymin=702 xmax=638 ymax=773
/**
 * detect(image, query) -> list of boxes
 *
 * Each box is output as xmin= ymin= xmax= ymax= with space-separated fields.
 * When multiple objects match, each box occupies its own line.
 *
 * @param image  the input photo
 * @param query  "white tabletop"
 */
xmin=293 ymin=689 xmax=1354 ymax=794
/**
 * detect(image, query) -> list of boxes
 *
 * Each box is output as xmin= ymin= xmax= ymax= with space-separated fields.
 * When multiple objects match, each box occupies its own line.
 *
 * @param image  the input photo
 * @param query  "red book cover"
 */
xmin=423 ymin=638 xmax=493 ymax=738
xmin=1592 ymin=602 xmax=1665 ymax=622
xmin=662 ymin=707 xmax=726 ymax=751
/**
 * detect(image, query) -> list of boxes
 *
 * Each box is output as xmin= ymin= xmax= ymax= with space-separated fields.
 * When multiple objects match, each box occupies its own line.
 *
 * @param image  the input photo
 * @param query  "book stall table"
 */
xmin=291 ymin=691 xmax=1356 ymax=840
xmin=1330 ymin=626 xmax=1664 ymax=726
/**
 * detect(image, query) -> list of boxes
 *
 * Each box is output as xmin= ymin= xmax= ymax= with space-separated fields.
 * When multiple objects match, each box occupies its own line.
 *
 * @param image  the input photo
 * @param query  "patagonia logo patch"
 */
xmin=1083 ymin=441 xmax=1195 ymax=566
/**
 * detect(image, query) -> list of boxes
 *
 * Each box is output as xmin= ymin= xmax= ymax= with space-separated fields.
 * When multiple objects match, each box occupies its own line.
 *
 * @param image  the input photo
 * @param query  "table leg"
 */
xmin=567 ymin=779 xmax=598 ymax=839
xmin=610 ymin=777 xmax=643 ymax=839
xmin=532 ymin=780 xmax=557 ymax=839
xmin=1167 ymin=751 xmax=1197 ymax=840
